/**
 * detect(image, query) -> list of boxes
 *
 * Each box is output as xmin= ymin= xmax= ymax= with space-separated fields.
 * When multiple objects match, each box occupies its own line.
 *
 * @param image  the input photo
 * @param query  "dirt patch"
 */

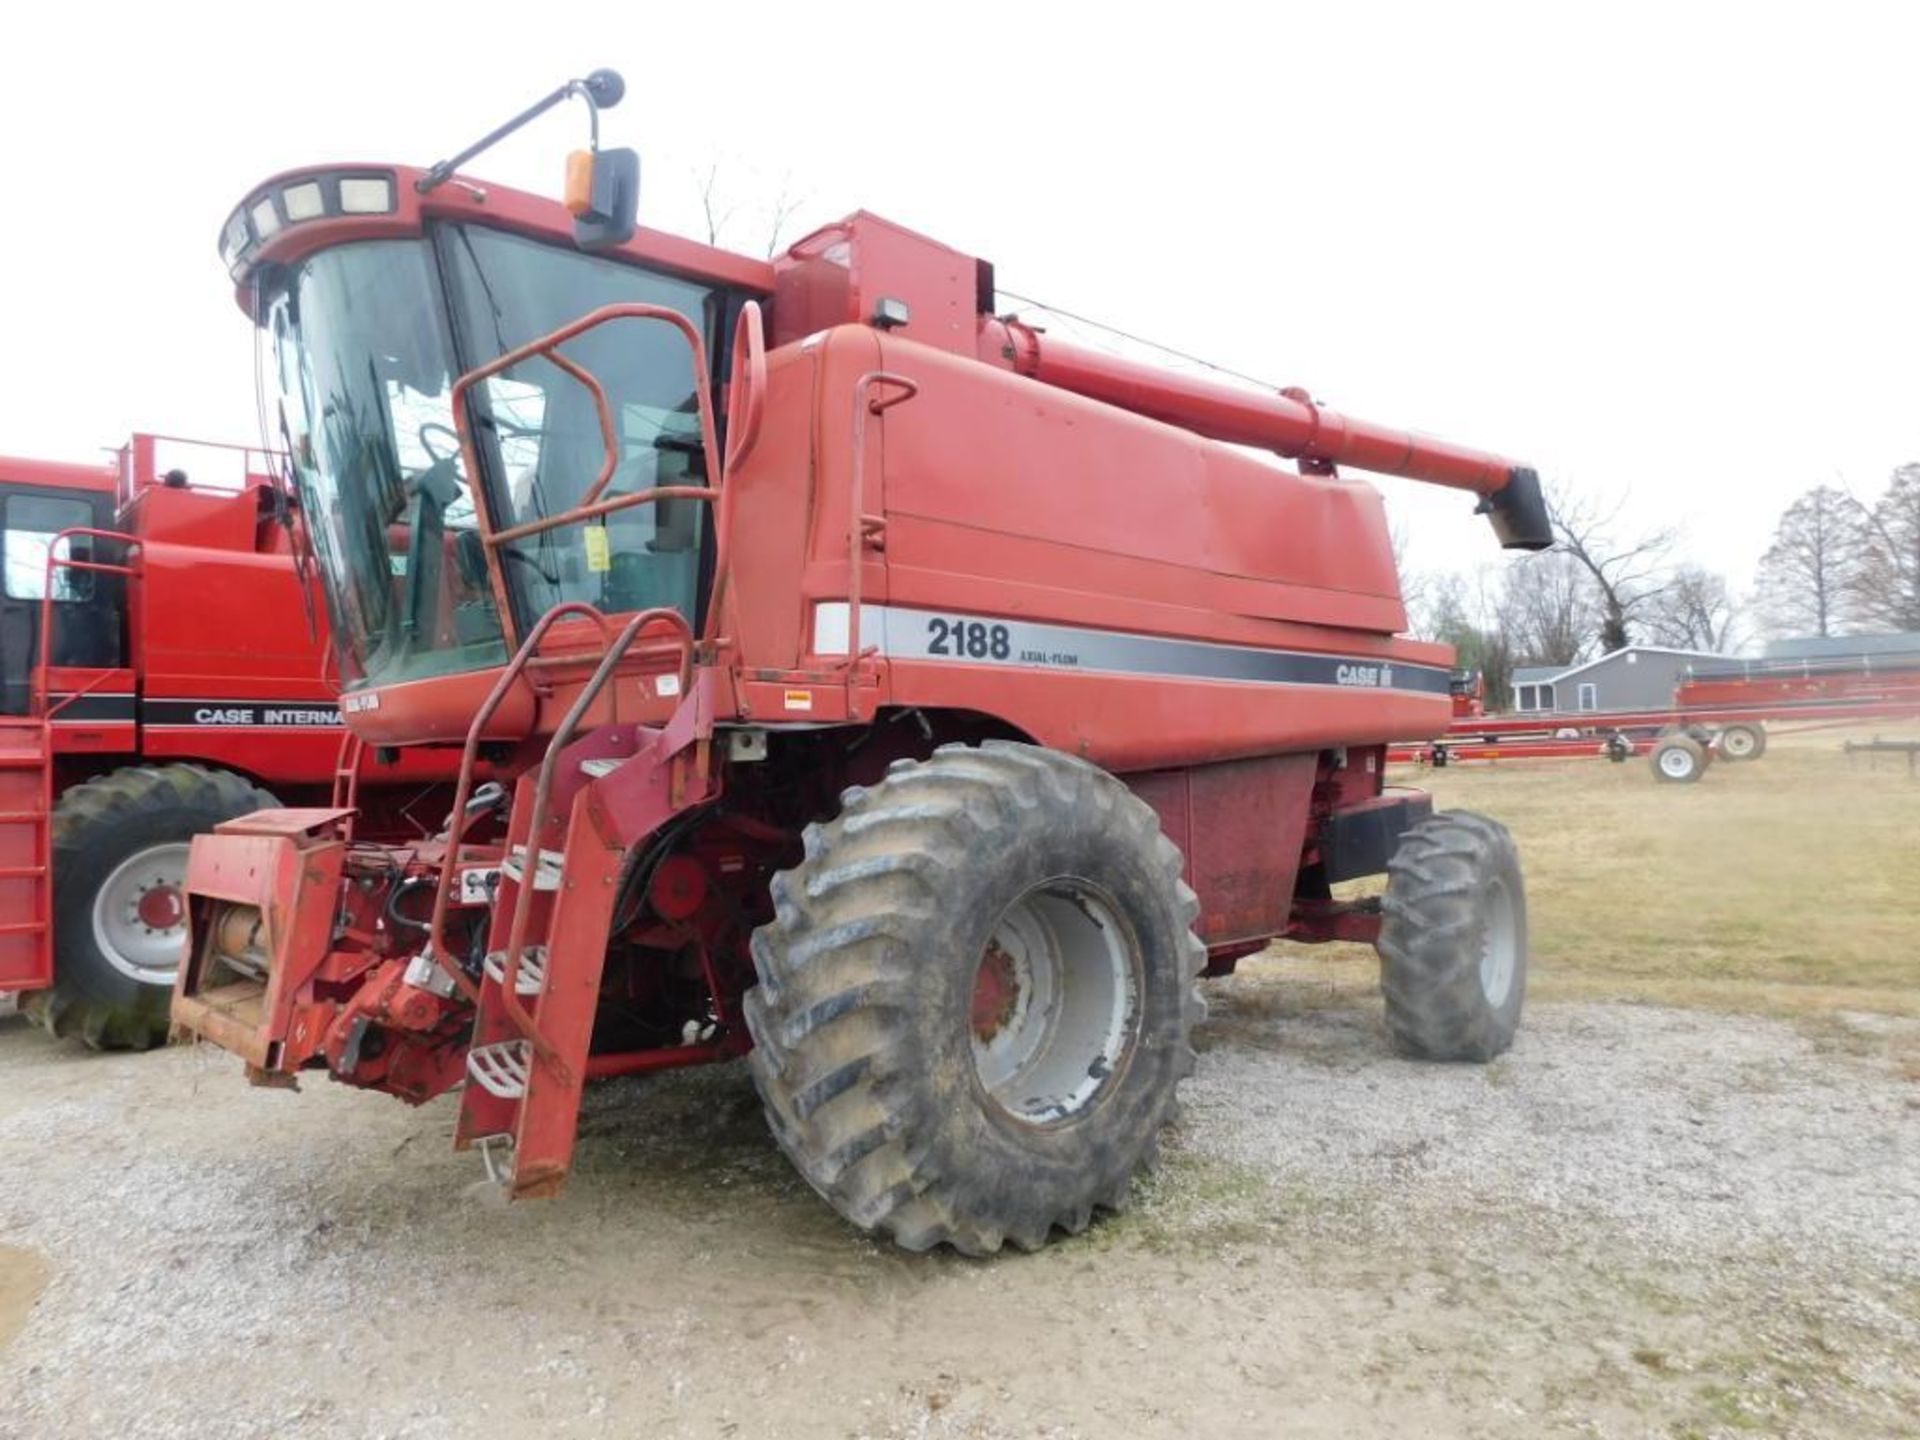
xmin=0 ymin=1243 xmax=49 ymax=1353
xmin=3 ymin=986 xmax=1918 ymax=1439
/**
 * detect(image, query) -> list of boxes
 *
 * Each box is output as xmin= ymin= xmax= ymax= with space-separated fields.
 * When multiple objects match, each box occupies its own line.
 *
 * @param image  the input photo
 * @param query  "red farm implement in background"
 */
xmin=1392 ymin=653 xmax=1920 ymax=782
xmin=0 ymin=434 xmax=454 ymax=1048
xmin=169 ymin=69 xmax=1553 ymax=1254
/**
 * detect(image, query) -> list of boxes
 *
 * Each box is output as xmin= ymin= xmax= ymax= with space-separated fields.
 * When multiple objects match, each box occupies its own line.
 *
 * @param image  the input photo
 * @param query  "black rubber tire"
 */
xmin=1717 ymin=723 xmax=1767 ymax=762
xmin=24 ymin=765 xmax=277 ymax=1050
xmin=1376 ymin=811 xmax=1527 ymax=1062
xmin=1650 ymin=735 xmax=1707 ymax=784
xmin=744 ymin=740 xmax=1205 ymax=1255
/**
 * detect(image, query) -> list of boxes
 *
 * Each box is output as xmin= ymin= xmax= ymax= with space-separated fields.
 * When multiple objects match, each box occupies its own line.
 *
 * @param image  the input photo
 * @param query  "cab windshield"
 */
xmin=264 ymin=225 xmax=728 ymax=690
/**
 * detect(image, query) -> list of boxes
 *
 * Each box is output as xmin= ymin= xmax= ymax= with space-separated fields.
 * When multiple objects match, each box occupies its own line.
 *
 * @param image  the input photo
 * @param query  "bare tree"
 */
xmin=760 ymin=179 xmax=806 ymax=259
xmin=1390 ymin=516 xmax=1431 ymax=634
xmin=1641 ymin=565 xmax=1739 ymax=652
xmin=1421 ymin=568 xmax=1516 ymax=703
xmin=1753 ymin=485 xmax=1861 ymax=638
xmin=1550 ymin=491 xmax=1674 ymax=651
xmin=1499 ymin=549 xmax=1593 ymax=667
xmin=1852 ymin=464 xmax=1920 ymax=632
xmin=697 ymin=163 xmax=806 ymax=257
xmin=697 ymin=163 xmax=736 ymax=248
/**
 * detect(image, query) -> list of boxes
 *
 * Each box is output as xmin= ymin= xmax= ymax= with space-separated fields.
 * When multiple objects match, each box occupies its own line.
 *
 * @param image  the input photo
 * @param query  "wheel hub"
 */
xmin=136 ymin=884 xmax=184 ymax=931
xmin=92 ymin=841 xmax=194 ymax=986
xmin=968 ymin=880 xmax=1141 ymax=1126
xmin=970 ymin=939 xmax=1023 ymax=1041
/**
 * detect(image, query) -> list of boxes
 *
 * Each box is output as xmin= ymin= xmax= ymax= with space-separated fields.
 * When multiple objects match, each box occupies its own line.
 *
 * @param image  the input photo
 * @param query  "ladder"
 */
xmin=330 ymin=731 xmax=365 ymax=841
xmin=420 ymin=601 xmax=710 ymax=1198
xmin=0 ymin=718 xmax=54 ymax=992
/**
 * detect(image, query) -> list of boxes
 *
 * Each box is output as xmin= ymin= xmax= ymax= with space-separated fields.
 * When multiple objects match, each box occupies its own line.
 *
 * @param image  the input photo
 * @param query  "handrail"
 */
xmin=723 ymin=301 xmax=766 ymax=474
xmin=842 ymin=373 xmax=919 ymax=673
xmin=446 ymin=300 xmax=738 ymax=650
xmin=422 ymin=600 xmax=618 ymax=1003
xmin=33 ymin=528 xmax=138 ymax=722
xmin=495 ymin=605 xmax=693 ymax=1069
xmin=449 ymin=301 xmax=719 ymax=535
xmin=118 ymin=433 xmax=285 ymax=504
xmin=487 ymin=484 xmax=718 ymax=548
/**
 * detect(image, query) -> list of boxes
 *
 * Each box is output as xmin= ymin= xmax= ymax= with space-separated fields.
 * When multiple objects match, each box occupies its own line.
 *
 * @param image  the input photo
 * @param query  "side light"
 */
xmin=563 ymin=149 xmax=595 ymax=218
xmin=338 ymin=176 xmax=394 ymax=214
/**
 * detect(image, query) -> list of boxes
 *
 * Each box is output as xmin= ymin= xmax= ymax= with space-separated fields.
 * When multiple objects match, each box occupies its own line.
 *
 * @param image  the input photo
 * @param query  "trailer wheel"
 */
xmin=1717 ymin=724 xmax=1766 ymax=761
xmin=25 ymin=765 xmax=277 ymax=1050
xmin=1376 ymin=811 xmax=1527 ymax=1062
xmin=744 ymin=741 xmax=1205 ymax=1255
xmin=1650 ymin=735 xmax=1708 ymax=784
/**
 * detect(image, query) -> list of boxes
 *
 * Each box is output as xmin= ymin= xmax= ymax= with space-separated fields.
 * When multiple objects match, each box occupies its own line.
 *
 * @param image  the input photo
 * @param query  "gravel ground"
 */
xmin=2 ymin=967 xmax=1917 ymax=1439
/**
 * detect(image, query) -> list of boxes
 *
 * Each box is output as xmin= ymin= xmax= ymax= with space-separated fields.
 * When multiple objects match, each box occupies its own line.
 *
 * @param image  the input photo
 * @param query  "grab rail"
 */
xmin=494 ymin=605 xmax=692 ymax=1069
xmin=422 ymin=600 xmax=619 ymax=1003
xmin=447 ymin=302 xmax=735 ymax=645
xmin=842 ymin=373 xmax=918 ymax=673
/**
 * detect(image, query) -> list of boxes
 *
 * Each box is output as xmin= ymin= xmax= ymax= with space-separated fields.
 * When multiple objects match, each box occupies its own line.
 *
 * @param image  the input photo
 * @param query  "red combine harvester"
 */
xmin=1396 ymin=655 xmax=1920 ymax=782
xmin=171 ymin=71 xmax=1553 ymax=1253
xmin=0 ymin=435 xmax=450 ymax=1047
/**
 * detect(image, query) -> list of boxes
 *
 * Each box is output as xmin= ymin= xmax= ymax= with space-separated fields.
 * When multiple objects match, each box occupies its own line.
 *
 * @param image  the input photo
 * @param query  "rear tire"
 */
xmin=1377 ymin=811 xmax=1527 ymax=1062
xmin=1650 ymin=735 xmax=1707 ymax=783
xmin=25 ymin=765 xmax=277 ymax=1050
xmin=744 ymin=741 xmax=1205 ymax=1255
xmin=1717 ymin=723 xmax=1766 ymax=761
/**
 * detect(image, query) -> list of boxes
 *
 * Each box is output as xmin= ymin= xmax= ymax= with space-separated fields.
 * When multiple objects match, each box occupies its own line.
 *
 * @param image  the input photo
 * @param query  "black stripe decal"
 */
xmin=140 ymin=700 xmax=342 ymax=729
xmin=815 ymin=604 xmax=1451 ymax=696
xmin=47 ymin=693 xmax=136 ymax=723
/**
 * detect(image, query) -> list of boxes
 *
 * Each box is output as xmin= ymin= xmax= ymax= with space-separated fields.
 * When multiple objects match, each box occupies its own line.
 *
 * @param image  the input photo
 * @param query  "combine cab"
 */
xmin=171 ymin=71 xmax=1552 ymax=1252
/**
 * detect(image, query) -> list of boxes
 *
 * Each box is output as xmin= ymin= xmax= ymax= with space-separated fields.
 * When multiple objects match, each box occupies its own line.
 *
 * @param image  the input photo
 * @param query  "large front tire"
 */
xmin=744 ymin=741 xmax=1205 ymax=1255
xmin=1376 ymin=811 xmax=1527 ymax=1062
xmin=25 ymin=765 xmax=277 ymax=1050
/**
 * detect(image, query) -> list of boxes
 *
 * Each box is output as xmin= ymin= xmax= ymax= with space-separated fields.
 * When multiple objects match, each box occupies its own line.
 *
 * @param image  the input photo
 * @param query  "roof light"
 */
xmin=218 ymin=169 xmax=401 ymax=281
xmin=220 ymin=211 xmax=251 ymax=272
xmin=282 ymin=181 xmax=324 ymax=221
xmin=338 ymin=177 xmax=394 ymax=214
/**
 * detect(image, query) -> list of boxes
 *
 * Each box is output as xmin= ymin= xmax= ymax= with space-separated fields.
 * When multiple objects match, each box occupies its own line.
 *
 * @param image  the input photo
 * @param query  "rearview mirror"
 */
xmin=567 ymin=147 xmax=640 ymax=250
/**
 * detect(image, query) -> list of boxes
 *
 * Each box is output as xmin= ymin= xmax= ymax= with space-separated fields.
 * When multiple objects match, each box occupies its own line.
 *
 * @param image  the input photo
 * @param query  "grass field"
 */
xmin=1294 ymin=723 xmax=1920 ymax=1023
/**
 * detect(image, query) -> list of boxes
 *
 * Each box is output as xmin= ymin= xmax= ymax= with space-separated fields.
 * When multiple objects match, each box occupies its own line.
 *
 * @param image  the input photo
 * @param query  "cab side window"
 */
xmin=3 ymin=495 xmax=95 ymax=602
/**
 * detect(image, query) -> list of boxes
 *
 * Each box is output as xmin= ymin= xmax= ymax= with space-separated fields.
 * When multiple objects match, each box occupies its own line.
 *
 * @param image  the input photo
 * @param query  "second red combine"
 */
xmin=173 ymin=70 xmax=1553 ymax=1253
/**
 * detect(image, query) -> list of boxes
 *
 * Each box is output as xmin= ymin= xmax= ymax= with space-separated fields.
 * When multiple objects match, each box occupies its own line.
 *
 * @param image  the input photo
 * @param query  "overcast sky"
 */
xmin=2 ymin=2 xmax=1914 ymax=603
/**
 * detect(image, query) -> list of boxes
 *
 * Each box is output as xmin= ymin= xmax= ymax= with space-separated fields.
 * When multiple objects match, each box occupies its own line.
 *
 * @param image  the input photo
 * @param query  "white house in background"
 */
xmin=1507 ymin=646 xmax=1738 ymax=715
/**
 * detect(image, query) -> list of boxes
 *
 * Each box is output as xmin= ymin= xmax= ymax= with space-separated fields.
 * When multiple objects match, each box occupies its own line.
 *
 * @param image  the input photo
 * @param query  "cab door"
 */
xmin=0 ymin=485 xmax=122 ymax=714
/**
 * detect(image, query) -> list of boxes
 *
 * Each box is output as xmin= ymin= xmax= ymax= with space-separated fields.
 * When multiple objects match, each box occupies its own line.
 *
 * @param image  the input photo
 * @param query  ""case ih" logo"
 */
xmin=1335 ymin=663 xmax=1393 ymax=688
